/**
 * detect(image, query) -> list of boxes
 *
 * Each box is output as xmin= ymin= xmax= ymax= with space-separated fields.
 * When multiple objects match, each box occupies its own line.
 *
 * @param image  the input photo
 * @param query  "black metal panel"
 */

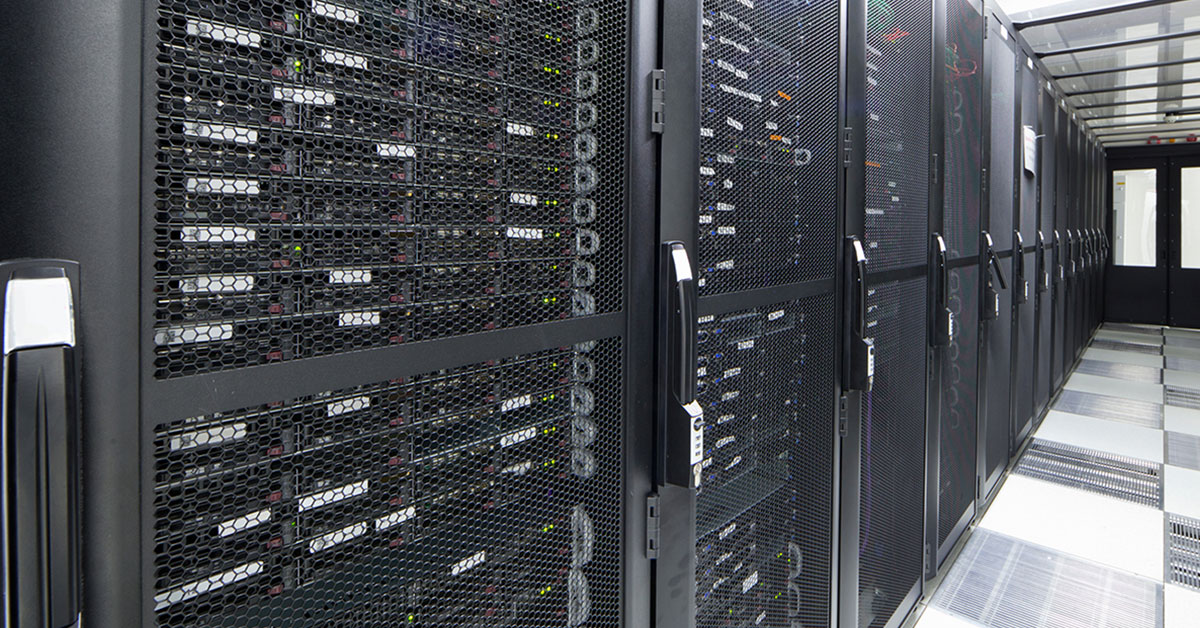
xmin=944 ymin=0 xmax=983 ymax=260
xmin=1053 ymin=104 xmax=1069 ymax=389
xmin=150 ymin=339 xmax=624 ymax=627
xmin=147 ymin=0 xmax=629 ymax=379
xmin=986 ymin=29 xmax=1015 ymax=252
xmin=693 ymin=296 xmax=835 ymax=628
xmin=939 ymin=265 xmax=978 ymax=547
xmin=858 ymin=278 xmax=927 ymax=628
xmin=1036 ymin=81 xmax=1056 ymax=414
xmin=695 ymin=0 xmax=840 ymax=295
xmin=1018 ymin=59 xmax=1037 ymax=243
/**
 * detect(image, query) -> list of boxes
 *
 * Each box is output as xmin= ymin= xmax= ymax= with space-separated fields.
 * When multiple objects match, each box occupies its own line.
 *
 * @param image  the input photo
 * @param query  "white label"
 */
xmin=700 ymin=127 xmax=714 ymax=138
xmin=716 ymin=435 xmax=736 ymax=449
xmin=338 ymin=311 xmax=381 ymax=327
xmin=742 ymin=571 xmax=759 ymax=593
xmin=719 ymin=36 xmax=749 ymax=54
xmin=756 ymin=611 xmax=767 ymax=625
xmin=500 ymin=426 xmax=538 ymax=448
xmin=722 ymin=367 xmax=741 ymax=379
xmin=155 ymin=323 xmax=234 ymax=346
xmin=299 ymin=480 xmax=370 ymax=512
xmin=376 ymin=142 xmax=415 ymax=158
xmin=716 ymin=154 xmax=735 ymax=164
xmin=312 ymin=0 xmax=359 ymax=23
xmin=697 ymin=366 xmax=708 ymax=376
xmin=716 ymin=260 xmax=734 ymax=270
xmin=501 ymin=461 xmax=533 ymax=475
xmin=183 ymin=122 xmax=258 ymax=145
xmin=719 ymin=83 xmax=762 ymax=103
xmin=180 ymin=274 xmax=256 ymax=294
xmin=308 ymin=522 xmax=369 ymax=554
xmin=737 ymin=340 xmax=754 ymax=350
xmin=328 ymin=269 xmax=372 ymax=285
xmin=716 ymin=226 xmax=736 ymax=235
xmin=721 ymin=391 xmax=740 ymax=401
xmin=326 ymin=395 xmax=370 ymax=417
xmin=181 ymin=225 xmax=257 ymax=243
xmin=510 ymin=192 xmax=539 ymax=206
xmin=153 ymin=561 xmax=264 ymax=610
xmin=765 ymin=121 xmax=779 ymax=131
xmin=501 ymin=394 xmax=532 ymax=412
xmin=700 ymin=166 xmax=716 ymax=176
xmin=725 ymin=455 xmax=742 ymax=470
xmin=737 ymin=0 xmax=754 ymax=8
xmin=217 ymin=509 xmax=271 ymax=538
xmin=320 ymin=48 xmax=368 ymax=69
xmin=717 ymin=59 xmax=748 ymax=80
xmin=170 ymin=423 xmax=247 ymax=452
xmin=716 ymin=202 xmax=735 ymax=212
xmin=185 ymin=19 xmax=263 ymax=48
xmin=506 ymin=226 xmax=543 ymax=240
xmin=451 ymin=551 xmax=486 ymax=576
xmin=768 ymin=309 xmax=784 ymax=321
xmin=699 ymin=215 xmax=713 ymax=224
xmin=374 ymin=507 xmax=416 ymax=531
xmin=506 ymin=122 xmax=536 ymax=136
xmin=273 ymin=86 xmax=335 ymax=106
xmin=186 ymin=177 xmax=260 ymax=195
xmin=717 ymin=413 xmax=735 ymax=425
xmin=725 ymin=116 xmax=744 ymax=131
xmin=698 ymin=315 xmax=715 ymax=323
xmin=720 ymin=523 xmax=737 ymax=540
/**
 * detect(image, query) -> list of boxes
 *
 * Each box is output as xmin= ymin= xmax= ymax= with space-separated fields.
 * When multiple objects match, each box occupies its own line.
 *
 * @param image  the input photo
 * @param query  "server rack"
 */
xmin=931 ymin=0 xmax=984 ymax=572
xmin=2 ymin=0 xmax=660 ymax=625
xmin=658 ymin=1 xmax=844 ymax=627
xmin=1052 ymin=99 xmax=1070 ymax=391
xmin=1034 ymin=77 xmax=1057 ymax=419
xmin=978 ymin=7 xmax=1016 ymax=503
xmin=1011 ymin=47 xmax=1038 ymax=447
xmin=842 ymin=0 xmax=937 ymax=625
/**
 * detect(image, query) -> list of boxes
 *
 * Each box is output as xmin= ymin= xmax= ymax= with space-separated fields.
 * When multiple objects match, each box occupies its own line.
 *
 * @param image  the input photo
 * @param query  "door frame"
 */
xmin=1104 ymin=157 xmax=1168 ymax=324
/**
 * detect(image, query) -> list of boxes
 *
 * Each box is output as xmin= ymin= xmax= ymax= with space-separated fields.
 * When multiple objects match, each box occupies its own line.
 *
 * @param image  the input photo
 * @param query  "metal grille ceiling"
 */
xmin=1003 ymin=0 xmax=1200 ymax=146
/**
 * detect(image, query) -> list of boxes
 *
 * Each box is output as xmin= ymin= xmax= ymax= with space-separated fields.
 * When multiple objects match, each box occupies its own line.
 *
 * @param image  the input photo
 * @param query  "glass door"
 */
xmin=1169 ymin=159 xmax=1200 ymax=328
xmin=1105 ymin=161 xmax=1167 ymax=324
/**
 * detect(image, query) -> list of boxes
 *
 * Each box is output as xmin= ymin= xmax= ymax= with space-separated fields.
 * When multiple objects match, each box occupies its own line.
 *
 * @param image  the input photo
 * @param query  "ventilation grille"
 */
xmin=694 ymin=296 xmax=835 ymax=628
xmin=1101 ymin=323 xmax=1162 ymax=337
xmin=1165 ymin=335 xmax=1200 ymax=350
xmin=1169 ymin=514 xmax=1200 ymax=591
xmin=151 ymin=338 xmax=623 ymax=627
xmin=943 ymin=0 xmax=983 ymax=258
xmin=1052 ymin=390 xmax=1163 ymax=429
xmin=1074 ymin=359 xmax=1162 ymax=384
xmin=1090 ymin=339 xmax=1162 ymax=355
xmin=933 ymin=530 xmax=1162 ymax=628
xmin=150 ymin=0 xmax=628 ymax=378
xmin=695 ymin=0 xmax=840 ymax=295
xmin=939 ymin=265 xmax=979 ymax=546
xmin=1165 ymin=385 xmax=1200 ymax=410
xmin=1014 ymin=440 xmax=1162 ymax=508
xmin=1167 ymin=431 xmax=1200 ymax=471
xmin=1166 ymin=356 xmax=1200 ymax=372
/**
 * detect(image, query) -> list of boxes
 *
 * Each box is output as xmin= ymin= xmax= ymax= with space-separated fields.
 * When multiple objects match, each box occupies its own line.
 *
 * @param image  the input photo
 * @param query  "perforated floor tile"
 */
xmin=932 ymin=529 xmax=1162 ymax=628
xmin=1166 ymin=386 xmax=1200 ymax=410
xmin=1168 ymin=515 xmax=1200 ymax=592
xmin=1086 ymin=347 xmax=1166 ymax=368
xmin=1167 ymin=432 xmax=1200 ymax=472
xmin=1165 ymin=466 xmax=1200 ymax=521
xmin=978 ymin=475 xmax=1165 ymax=579
xmin=1163 ymin=370 xmax=1200 ymax=392
xmin=1014 ymin=440 xmax=1162 ymax=508
xmin=1053 ymin=390 xmax=1164 ymax=428
xmin=1064 ymin=373 xmax=1164 ymax=404
xmin=1076 ymin=359 xmax=1163 ymax=384
xmin=1096 ymin=330 xmax=1165 ymax=346
xmin=1092 ymin=339 xmax=1165 ymax=355
xmin=1035 ymin=411 xmax=1165 ymax=463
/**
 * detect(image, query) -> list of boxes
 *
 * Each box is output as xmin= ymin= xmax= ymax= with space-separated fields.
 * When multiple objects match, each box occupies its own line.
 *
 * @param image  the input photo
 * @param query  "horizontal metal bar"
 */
xmin=1083 ymin=104 xmax=1200 ymax=121
xmin=1015 ymin=0 xmax=1190 ymax=30
xmin=1089 ymin=117 xmax=1200 ymax=130
xmin=1068 ymin=75 xmax=1200 ymax=97
xmin=1055 ymin=56 xmax=1200 ymax=80
xmin=1038 ymin=27 xmax=1200 ymax=58
xmin=1076 ymin=95 xmax=1198 ymax=110
xmin=1095 ymin=124 xmax=1200 ymax=138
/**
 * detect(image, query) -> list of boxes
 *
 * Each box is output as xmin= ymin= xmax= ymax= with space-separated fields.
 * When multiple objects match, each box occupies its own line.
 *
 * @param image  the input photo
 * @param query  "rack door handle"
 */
xmin=1 ymin=261 xmax=81 ymax=628
xmin=660 ymin=243 xmax=702 ymax=488
xmin=844 ymin=237 xmax=874 ymax=392
xmin=930 ymin=234 xmax=951 ymax=347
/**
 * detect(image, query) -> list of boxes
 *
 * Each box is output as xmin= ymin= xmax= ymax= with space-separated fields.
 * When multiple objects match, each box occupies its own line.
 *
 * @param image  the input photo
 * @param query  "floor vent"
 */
xmin=1167 ymin=432 xmax=1200 ymax=472
xmin=1165 ymin=385 xmax=1200 ymax=410
xmin=1166 ymin=335 xmax=1200 ymax=351
xmin=933 ymin=530 xmax=1161 ymax=628
xmin=1091 ymin=338 xmax=1164 ymax=355
xmin=1169 ymin=514 xmax=1200 ymax=591
xmin=1052 ymin=390 xmax=1164 ymax=429
xmin=1075 ymin=359 xmax=1163 ymax=384
xmin=1166 ymin=356 xmax=1200 ymax=372
xmin=1102 ymin=323 xmax=1163 ymax=337
xmin=1014 ymin=440 xmax=1163 ymax=508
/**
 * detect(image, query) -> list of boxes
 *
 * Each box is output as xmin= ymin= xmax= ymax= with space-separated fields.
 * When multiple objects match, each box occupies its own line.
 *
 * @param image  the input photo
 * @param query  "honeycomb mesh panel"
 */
xmin=151 ymin=337 xmax=623 ymax=626
xmin=694 ymin=296 xmax=835 ymax=628
xmin=864 ymin=0 xmax=931 ymax=272
xmin=151 ymin=0 xmax=628 ymax=378
xmin=986 ymin=32 xmax=1015 ymax=245
xmin=943 ymin=0 xmax=983 ymax=259
xmin=939 ymin=265 xmax=977 ymax=546
xmin=696 ymin=0 xmax=840 ymax=294
xmin=859 ymin=278 xmax=927 ymax=628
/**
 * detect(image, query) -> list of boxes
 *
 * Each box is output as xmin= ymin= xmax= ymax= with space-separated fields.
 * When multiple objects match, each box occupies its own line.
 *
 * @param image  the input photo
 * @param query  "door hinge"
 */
xmin=924 ymin=543 xmax=933 ymax=572
xmin=977 ymin=477 xmax=983 ymax=500
xmin=838 ymin=394 xmax=849 ymax=437
xmin=842 ymin=126 xmax=853 ymax=168
xmin=651 ymin=69 xmax=666 ymax=134
xmin=931 ymin=153 xmax=940 ymax=186
xmin=983 ymin=15 xmax=989 ymax=39
xmin=981 ymin=168 xmax=988 ymax=197
xmin=646 ymin=494 xmax=661 ymax=559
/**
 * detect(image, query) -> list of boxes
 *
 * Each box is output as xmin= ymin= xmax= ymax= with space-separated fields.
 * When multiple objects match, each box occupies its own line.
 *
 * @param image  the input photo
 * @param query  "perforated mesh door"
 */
xmin=939 ymin=266 xmax=978 ymax=546
xmin=986 ymin=31 xmax=1014 ymax=248
xmin=151 ymin=339 xmax=622 ymax=626
xmin=696 ymin=0 xmax=840 ymax=295
xmin=944 ymin=0 xmax=983 ymax=260
xmin=1036 ymin=85 xmax=1056 ymax=411
xmin=694 ymin=297 xmax=835 ymax=628
xmin=859 ymin=279 xmax=927 ymax=628
xmin=150 ymin=0 xmax=627 ymax=378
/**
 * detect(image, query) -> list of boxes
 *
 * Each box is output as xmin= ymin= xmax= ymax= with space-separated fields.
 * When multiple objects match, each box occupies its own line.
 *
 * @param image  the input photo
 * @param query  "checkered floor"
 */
xmin=917 ymin=323 xmax=1200 ymax=628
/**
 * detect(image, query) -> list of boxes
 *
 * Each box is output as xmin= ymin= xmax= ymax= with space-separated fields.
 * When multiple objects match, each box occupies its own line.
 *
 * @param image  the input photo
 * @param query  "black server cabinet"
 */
xmin=3 ymin=1 xmax=659 ymax=625
xmin=978 ymin=9 xmax=1015 ymax=502
xmin=932 ymin=0 xmax=983 ymax=571
xmin=656 ymin=1 xmax=843 ymax=627
xmin=1011 ymin=50 xmax=1038 ymax=446
xmin=844 ymin=0 xmax=935 ymax=625
xmin=1034 ymin=78 xmax=1057 ymax=419
xmin=1052 ymin=101 xmax=1069 ymax=391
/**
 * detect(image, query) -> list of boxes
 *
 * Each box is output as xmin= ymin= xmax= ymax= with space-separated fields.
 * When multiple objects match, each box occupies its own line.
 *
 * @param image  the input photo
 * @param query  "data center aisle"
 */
xmin=914 ymin=323 xmax=1200 ymax=628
